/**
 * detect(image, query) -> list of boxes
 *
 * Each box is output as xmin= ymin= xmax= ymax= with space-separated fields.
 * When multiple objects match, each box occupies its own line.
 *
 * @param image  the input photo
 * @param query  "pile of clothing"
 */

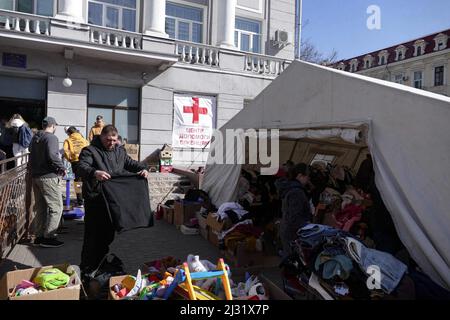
xmin=12 ymin=266 xmax=80 ymax=298
xmin=282 ymin=223 xmax=450 ymax=300
xmin=285 ymin=224 xmax=411 ymax=299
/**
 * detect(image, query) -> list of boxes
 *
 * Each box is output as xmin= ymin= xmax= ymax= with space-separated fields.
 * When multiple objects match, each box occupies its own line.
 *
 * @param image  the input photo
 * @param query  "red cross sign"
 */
xmin=183 ymin=97 xmax=208 ymax=124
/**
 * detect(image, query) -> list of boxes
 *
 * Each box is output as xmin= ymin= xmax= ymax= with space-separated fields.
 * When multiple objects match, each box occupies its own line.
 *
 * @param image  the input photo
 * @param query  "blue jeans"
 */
xmin=345 ymin=237 xmax=407 ymax=294
xmin=297 ymin=224 xmax=351 ymax=248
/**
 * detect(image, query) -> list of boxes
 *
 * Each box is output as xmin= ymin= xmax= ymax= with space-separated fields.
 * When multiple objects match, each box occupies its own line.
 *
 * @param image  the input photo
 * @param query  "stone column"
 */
xmin=55 ymin=0 xmax=85 ymax=24
xmin=217 ymin=0 xmax=237 ymax=49
xmin=144 ymin=0 xmax=168 ymax=38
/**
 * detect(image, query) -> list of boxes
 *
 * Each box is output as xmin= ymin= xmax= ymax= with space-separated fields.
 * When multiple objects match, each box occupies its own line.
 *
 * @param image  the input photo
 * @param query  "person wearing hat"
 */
xmin=88 ymin=115 xmax=105 ymax=142
xmin=63 ymin=126 xmax=89 ymax=206
xmin=28 ymin=116 xmax=66 ymax=248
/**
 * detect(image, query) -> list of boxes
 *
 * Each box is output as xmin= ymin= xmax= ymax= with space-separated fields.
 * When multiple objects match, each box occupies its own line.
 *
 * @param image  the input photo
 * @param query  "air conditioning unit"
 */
xmin=274 ymin=30 xmax=291 ymax=47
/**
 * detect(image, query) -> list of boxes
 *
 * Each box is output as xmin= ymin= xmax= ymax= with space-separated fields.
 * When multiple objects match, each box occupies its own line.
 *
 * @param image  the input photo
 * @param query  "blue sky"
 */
xmin=301 ymin=0 xmax=450 ymax=60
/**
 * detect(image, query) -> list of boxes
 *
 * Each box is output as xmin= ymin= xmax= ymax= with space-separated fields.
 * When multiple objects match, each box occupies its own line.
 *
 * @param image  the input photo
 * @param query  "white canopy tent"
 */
xmin=202 ymin=60 xmax=450 ymax=290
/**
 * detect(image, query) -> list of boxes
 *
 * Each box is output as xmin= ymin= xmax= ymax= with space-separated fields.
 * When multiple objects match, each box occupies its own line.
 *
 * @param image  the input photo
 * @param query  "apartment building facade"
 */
xmin=334 ymin=29 xmax=450 ymax=97
xmin=0 ymin=0 xmax=296 ymax=165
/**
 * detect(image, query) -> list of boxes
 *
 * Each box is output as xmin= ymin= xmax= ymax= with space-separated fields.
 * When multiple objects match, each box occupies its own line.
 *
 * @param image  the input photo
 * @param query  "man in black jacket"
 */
xmin=275 ymin=163 xmax=312 ymax=259
xmin=28 ymin=117 xmax=66 ymax=248
xmin=76 ymin=125 xmax=149 ymax=273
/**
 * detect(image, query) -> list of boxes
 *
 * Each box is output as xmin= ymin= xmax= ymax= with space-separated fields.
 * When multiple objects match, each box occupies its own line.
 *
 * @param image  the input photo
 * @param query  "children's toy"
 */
xmin=62 ymin=161 xmax=84 ymax=219
xmin=163 ymin=259 xmax=233 ymax=300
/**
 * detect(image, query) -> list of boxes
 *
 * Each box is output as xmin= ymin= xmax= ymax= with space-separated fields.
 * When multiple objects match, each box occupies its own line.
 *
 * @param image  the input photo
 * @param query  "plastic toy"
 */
xmin=163 ymin=259 xmax=233 ymax=300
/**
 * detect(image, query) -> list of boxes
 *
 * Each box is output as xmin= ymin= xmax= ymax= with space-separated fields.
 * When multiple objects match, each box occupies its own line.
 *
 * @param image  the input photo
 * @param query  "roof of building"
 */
xmin=333 ymin=28 xmax=450 ymax=72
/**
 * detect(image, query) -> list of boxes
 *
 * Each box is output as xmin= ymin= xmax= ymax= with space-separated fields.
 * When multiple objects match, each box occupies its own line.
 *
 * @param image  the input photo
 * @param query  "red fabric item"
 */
xmin=232 ymin=224 xmax=264 ymax=238
xmin=334 ymin=204 xmax=363 ymax=232
xmin=275 ymin=168 xmax=286 ymax=178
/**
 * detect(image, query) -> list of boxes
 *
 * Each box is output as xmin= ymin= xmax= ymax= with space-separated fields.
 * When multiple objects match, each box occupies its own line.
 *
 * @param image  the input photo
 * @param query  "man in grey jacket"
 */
xmin=28 ymin=117 xmax=66 ymax=248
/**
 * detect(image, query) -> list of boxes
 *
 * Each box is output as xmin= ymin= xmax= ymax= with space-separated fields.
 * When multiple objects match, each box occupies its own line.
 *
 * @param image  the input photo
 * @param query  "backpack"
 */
xmin=82 ymin=253 xmax=127 ymax=300
xmin=18 ymin=125 xmax=33 ymax=148
xmin=82 ymin=253 xmax=126 ymax=300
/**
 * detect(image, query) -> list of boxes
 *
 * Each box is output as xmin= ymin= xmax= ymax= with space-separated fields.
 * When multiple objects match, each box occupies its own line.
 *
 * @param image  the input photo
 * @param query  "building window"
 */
xmin=416 ymin=46 xmax=422 ymax=56
xmin=397 ymin=51 xmax=403 ymax=60
xmin=235 ymin=17 xmax=261 ymax=53
xmin=311 ymin=154 xmax=335 ymax=166
xmin=88 ymin=0 xmax=137 ymax=32
xmin=393 ymin=74 xmax=404 ymax=84
xmin=435 ymin=66 xmax=444 ymax=86
xmin=165 ymin=2 xmax=203 ymax=43
xmin=413 ymin=71 xmax=423 ymax=89
xmin=379 ymin=55 xmax=386 ymax=65
xmin=88 ymin=85 xmax=139 ymax=144
xmin=365 ymin=60 xmax=370 ymax=69
xmin=434 ymin=34 xmax=448 ymax=51
xmin=0 ymin=0 xmax=54 ymax=16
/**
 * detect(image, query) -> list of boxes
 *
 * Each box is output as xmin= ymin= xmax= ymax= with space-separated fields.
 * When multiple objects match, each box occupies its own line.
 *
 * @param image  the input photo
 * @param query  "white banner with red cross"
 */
xmin=172 ymin=94 xmax=215 ymax=149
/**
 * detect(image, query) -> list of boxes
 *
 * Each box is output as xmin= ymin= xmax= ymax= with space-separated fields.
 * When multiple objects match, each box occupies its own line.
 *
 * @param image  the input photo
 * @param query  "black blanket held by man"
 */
xmin=101 ymin=174 xmax=154 ymax=233
xmin=76 ymin=135 xmax=152 ymax=272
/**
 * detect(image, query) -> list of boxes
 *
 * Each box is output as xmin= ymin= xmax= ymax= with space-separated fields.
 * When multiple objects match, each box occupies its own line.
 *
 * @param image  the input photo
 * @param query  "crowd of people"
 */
xmin=233 ymin=156 xmax=405 ymax=261
xmin=2 ymin=113 xmax=150 ymax=281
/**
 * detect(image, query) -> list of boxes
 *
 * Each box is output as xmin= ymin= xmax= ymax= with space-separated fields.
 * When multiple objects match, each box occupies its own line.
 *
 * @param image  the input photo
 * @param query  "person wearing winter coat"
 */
xmin=88 ymin=115 xmax=105 ymax=142
xmin=76 ymin=125 xmax=149 ymax=273
xmin=63 ymin=126 xmax=90 ymax=206
xmin=8 ymin=114 xmax=32 ymax=166
xmin=275 ymin=163 xmax=312 ymax=259
xmin=28 ymin=117 xmax=66 ymax=248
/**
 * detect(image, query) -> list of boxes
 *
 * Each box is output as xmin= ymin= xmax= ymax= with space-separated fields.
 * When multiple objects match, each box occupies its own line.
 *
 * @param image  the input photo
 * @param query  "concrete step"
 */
xmin=148 ymin=172 xmax=193 ymax=212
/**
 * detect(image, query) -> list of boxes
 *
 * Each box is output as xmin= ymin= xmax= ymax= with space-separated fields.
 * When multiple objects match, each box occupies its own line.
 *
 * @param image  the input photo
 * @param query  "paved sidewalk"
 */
xmin=1 ymin=218 xmax=284 ymax=290
xmin=0 ymin=219 xmax=221 ymax=277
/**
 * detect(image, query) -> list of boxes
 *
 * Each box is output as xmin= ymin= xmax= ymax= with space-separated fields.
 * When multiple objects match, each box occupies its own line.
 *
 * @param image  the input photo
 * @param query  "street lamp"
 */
xmin=63 ymin=66 xmax=72 ymax=88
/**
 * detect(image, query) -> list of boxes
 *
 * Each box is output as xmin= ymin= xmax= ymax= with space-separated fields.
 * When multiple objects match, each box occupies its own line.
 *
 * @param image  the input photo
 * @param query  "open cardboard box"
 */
xmin=174 ymin=201 xmax=202 ymax=227
xmin=161 ymin=205 xmax=174 ymax=224
xmin=0 ymin=264 xmax=81 ymax=300
xmin=108 ymin=275 xmax=129 ymax=300
xmin=239 ymin=274 xmax=292 ymax=300
xmin=223 ymin=241 xmax=280 ymax=269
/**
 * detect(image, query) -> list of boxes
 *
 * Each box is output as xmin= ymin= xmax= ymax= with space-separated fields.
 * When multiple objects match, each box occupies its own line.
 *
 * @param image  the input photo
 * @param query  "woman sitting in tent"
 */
xmin=275 ymin=163 xmax=312 ymax=258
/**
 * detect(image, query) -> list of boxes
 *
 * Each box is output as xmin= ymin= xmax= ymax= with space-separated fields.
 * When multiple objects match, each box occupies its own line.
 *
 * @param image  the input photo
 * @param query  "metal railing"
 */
xmin=175 ymin=40 xmax=220 ymax=67
xmin=0 ymin=9 xmax=50 ymax=36
xmin=0 ymin=154 xmax=33 ymax=259
xmin=89 ymin=25 xmax=143 ymax=50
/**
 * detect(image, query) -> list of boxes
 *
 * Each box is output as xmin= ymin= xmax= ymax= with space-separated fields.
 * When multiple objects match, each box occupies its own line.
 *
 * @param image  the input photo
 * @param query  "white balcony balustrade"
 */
xmin=0 ymin=10 xmax=50 ymax=36
xmin=244 ymin=54 xmax=287 ymax=76
xmin=175 ymin=41 xmax=220 ymax=67
xmin=89 ymin=26 xmax=142 ymax=50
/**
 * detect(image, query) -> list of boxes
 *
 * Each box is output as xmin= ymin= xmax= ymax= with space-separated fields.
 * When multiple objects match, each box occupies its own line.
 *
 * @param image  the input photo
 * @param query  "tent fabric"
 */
xmin=202 ymin=60 xmax=450 ymax=290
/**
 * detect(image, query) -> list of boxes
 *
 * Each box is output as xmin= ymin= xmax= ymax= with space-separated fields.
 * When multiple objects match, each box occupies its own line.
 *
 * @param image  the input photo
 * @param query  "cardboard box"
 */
xmin=199 ymin=226 xmax=208 ymax=240
xmin=109 ymin=275 xmax=129 ymax=300
xmin=208 ymin=229 xmax=221 ymax=247
xmin=225 ymin=242 xmax=280 ymax=268
xmin=0 ymin=264 xmax=81 ymax=300
xmin=259 ymin=274 xmax=292 ymax=300
xmin=162 ymin=205 xmax=174 ymax=224
xmin=229 ymin=268 xmax=292 ymax=301
xmin=206 ymin=213 xmax=225 ymax=233
xmin=196 ymin=212 xmax=207 ymax=230
xmin=173 ymin=201 xmax=202 ymax=227
xmin=124 ymin=144 xmax=139 ymax=161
